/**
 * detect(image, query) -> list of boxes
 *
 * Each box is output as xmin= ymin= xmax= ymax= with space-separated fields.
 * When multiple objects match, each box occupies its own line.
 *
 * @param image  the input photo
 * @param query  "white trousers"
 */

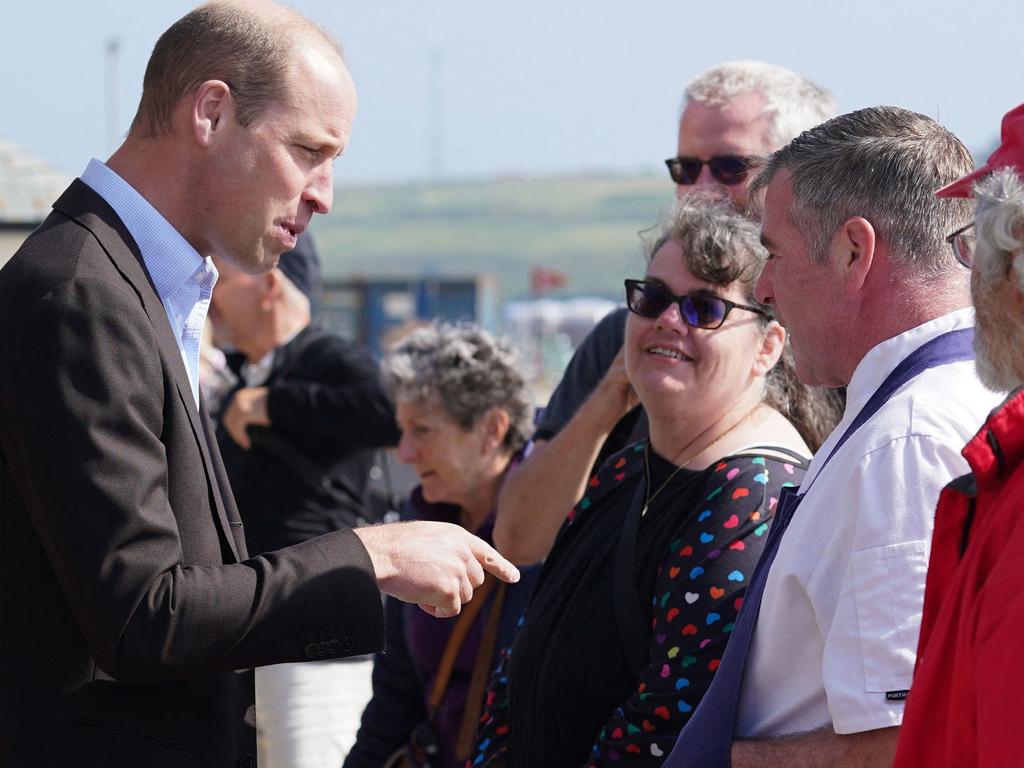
xmin=255 ymin=657 xmax=374 ymax=768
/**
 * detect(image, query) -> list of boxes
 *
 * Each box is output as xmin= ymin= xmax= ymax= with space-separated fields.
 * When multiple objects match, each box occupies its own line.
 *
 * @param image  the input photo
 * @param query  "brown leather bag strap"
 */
xmin=427 ymin=574 xmax=498 ymax=715
xmin=454 ymin=580 xmax=507 ymax=761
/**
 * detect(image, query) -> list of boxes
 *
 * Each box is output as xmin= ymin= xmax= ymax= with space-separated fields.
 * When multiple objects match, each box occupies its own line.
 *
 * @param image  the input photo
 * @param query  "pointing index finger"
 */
xmin=473 ymin=539 xmax=520 ymax=584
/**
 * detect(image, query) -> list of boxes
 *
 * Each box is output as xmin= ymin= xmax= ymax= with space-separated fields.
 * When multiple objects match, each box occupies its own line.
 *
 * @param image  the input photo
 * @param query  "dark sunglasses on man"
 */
xmin=664 ymin=154 xmax=754 ymax=186
xmin=624 ymin=279 xmax=772 ymax=330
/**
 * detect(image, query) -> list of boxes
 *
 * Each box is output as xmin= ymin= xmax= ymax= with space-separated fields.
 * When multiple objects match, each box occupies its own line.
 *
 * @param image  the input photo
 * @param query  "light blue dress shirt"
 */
xmin=80 ymin=159 xmax=217 ymax=409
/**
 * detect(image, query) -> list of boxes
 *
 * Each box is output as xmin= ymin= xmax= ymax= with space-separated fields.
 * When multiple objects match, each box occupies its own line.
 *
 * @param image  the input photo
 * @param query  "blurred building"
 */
xmin=318 ymin=275 xmax=500 ymax=357
xmin=503 ymin=296 xmax=619 ymax=399
xmin=0 ymin=139 xmax=70 ymax=268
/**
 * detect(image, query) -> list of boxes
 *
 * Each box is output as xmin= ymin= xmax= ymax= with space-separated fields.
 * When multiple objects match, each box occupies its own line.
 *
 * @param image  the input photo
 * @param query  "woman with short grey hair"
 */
xmin=346 ymin=323 xmax=539 ymax=768
xmin=384 ymin=323 xmax=534 ymax=457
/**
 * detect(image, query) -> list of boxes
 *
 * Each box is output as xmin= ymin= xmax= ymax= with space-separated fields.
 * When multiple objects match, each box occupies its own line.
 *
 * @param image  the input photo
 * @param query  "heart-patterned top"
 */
xmin=469 ymin=441 xmax=807 ymax=768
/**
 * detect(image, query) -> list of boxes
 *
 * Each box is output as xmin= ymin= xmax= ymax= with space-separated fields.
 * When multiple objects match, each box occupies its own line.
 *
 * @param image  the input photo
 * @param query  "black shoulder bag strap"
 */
xmin=612 ymin=479 xmax=657 ymax=674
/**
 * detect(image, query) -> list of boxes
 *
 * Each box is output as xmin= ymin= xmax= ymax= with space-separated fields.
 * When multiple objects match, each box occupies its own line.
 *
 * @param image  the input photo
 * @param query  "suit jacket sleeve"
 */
xmin=7 ymin=274 xmax=384 ymax=684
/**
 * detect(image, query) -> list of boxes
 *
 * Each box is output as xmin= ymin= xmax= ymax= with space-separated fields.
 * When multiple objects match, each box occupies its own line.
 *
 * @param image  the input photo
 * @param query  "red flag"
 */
xmin=530 ymin=265 xmax=568 ymax=295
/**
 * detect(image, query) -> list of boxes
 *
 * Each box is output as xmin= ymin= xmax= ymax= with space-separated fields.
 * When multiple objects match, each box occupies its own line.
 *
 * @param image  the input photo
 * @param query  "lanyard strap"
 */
xmin=800 ymin=327 xmax=975 ymax=498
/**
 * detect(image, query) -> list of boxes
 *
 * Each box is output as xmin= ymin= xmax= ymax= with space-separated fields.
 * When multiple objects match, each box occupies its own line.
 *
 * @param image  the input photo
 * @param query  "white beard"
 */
xmin=974 ymin=327 xmax=1022 ymax=393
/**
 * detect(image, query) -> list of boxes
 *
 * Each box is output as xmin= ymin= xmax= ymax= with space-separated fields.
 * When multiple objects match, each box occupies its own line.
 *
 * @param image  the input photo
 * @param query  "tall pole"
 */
xmin=105 ymin=38 xmax=121 ymax=154
xmin=428 ymin=50 xmax=444 ymax=181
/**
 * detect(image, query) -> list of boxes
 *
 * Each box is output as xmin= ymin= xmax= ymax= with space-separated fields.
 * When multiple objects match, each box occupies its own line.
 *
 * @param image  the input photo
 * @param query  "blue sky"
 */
xmin=2 ymin=1 xmax=1013 ymax=184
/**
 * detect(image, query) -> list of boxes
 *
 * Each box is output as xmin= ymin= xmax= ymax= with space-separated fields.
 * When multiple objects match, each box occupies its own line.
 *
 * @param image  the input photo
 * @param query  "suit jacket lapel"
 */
xmin=200 ymin=392 xmax=250 ymax=560
xmin=52 ymin=180 xmax=243 ymax=563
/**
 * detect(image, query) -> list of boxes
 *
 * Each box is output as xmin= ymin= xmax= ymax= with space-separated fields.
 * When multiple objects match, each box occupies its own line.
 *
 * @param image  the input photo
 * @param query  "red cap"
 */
xmin=936 ymin=103 xmax=1024 ymax=198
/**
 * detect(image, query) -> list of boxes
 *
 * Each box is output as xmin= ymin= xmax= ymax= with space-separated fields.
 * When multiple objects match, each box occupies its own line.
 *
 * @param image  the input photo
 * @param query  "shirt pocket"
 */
xmin=851 ymin=540 xmax=929 ymax=693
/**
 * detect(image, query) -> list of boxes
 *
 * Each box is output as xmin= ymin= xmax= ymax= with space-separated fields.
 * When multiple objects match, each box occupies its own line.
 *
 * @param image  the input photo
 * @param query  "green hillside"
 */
xmin=312 ymin=173 xmax=672 ymax=300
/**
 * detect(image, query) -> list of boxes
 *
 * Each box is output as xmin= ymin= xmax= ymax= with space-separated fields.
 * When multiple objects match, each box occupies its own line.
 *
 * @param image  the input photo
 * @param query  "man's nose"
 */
xmin=754 ymin=264 xmax=773 ymax=306
xmin=305 ymin=164 xmax=334 ymax=215
xmin=692 ymin=164 xmax=721 ymax=189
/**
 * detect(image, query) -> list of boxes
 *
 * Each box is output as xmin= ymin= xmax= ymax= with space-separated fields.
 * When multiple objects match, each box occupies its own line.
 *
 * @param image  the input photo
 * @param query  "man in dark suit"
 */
xmin=0 ymin=3 xmax=517 ymax=766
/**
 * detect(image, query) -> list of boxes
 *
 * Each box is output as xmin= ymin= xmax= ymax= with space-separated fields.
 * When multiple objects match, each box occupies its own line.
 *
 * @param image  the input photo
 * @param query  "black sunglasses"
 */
xmin=664 ymin=154 xmax=754 ymax=186
xmin=624 ymin=279 xmax=771 ymax=329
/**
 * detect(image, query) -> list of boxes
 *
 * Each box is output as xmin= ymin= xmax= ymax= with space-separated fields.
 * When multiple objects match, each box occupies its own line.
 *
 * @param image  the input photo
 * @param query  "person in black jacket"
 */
xmin=210 ymin=233 xmax=401 ymax=768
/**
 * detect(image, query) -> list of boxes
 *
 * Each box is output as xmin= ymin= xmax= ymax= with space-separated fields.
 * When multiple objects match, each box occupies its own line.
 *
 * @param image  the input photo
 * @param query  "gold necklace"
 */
xmin=641 ymin=415 xmax=750 ymax=517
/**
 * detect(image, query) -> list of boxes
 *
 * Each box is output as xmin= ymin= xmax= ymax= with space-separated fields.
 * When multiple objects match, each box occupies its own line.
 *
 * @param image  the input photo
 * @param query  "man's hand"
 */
xmin=222 ymin=386 xmax=270 ymax=449
xmin=354 ymin=521 xmax=520 ymax=618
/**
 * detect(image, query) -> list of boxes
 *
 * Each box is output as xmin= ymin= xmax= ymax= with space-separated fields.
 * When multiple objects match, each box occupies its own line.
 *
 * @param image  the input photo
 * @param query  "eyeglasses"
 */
xmin=664 ymin=155 xmax=754 ymax=186
xmin=624 ymin=279 xmax=771 ymax=329
xmin=946 ymin=222 xmax=976 ymax=269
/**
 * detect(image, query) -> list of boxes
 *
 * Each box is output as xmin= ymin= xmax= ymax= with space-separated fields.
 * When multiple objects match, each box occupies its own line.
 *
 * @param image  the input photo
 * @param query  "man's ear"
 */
xmin=831 ymin=216 xmax=876 ymax=293
xmin=754 ymin=321 xmax=786 ymax=378
xmin=191 ymin=80 xmax=233 ymax=147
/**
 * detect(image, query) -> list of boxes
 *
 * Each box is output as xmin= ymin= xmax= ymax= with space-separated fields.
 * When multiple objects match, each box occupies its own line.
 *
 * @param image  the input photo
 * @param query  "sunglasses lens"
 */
xmin=708 ymin=156 xmax=750 ymax=186
xmin=666 ymin=157 xmax=703 ymax=185
xmin=681 ymin=295 xmax=727 ymax=328
xmin=627 ymin=282 xmax=671 ymax=317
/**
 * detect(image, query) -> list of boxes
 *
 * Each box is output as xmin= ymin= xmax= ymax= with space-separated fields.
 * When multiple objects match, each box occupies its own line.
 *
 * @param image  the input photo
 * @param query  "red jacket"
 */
xmin=894 ymin=388 xmax=1024 ymax=768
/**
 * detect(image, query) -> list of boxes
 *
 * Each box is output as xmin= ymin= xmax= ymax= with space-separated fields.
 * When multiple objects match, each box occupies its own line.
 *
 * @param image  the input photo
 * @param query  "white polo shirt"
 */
xmin=736 ymin=308 xmax=1003 ymax=737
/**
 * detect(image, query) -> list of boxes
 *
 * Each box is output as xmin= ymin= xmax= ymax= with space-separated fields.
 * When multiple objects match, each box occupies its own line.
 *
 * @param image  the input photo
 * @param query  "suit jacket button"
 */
xmin=342 ymin=636 xmax=353 ymax=653
xmin=237 ymin=755 xmax=256 ymax=768
xmin=304 ymin=642 xmax=318 ymax=659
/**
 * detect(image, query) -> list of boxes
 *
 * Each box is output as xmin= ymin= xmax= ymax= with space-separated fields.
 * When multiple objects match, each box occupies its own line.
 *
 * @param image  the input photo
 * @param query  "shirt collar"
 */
xmin=238 ymin=327 xmax=305 ymax=387
xmin=844 ymin=307 xmax=977 ymax=420
xmin=80 ymin=158 xmax=212 ymax=300
xmin=241 ymin=349 xmax=276 ymax=388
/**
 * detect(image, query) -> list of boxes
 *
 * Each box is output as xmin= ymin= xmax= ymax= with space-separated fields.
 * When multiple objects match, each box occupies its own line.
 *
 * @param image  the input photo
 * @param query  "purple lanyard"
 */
xmin=663 ymin=327 xmax=974 ymax=768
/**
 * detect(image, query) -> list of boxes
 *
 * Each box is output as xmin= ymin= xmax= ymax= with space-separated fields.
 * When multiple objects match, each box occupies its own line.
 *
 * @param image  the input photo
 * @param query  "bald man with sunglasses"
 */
xmin=493 ymin=61 xmax=837 ymax=567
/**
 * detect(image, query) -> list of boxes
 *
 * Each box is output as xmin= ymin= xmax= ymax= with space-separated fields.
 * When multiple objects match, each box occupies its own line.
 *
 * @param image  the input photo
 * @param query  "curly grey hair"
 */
xmin=749 ymin=106 xmax=974 ymax=277
xmin=974 ymin=168 xmax=1024 ymax=290
xmin=384 ymin=323 xmax=533 ymax=453
xmin=684 ymin=61 xmax=836 ymax=148
xmin=648 ymin=193 xmax=771 ymax=301
xmin=644 ymin=193 xmax=844 ymax=451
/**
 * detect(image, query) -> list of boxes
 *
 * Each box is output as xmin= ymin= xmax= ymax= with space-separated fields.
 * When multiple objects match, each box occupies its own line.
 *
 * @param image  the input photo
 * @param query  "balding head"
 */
xmin=130 ymin=1 xmax=343 ymax=138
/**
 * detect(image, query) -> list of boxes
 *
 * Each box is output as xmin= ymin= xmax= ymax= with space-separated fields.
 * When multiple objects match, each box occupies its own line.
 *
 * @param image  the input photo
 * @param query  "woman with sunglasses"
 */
xmin=470 ymin=195 xmax=840 ymax=767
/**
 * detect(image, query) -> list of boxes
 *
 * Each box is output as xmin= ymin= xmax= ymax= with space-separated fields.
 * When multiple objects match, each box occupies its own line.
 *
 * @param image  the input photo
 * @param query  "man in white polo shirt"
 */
xmin=666 ymin=106 xmax=1004 ymax=767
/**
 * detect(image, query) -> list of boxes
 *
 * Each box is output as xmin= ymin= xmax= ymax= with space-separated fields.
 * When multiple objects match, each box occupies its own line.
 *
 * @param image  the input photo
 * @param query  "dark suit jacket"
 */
xmin=0 ymin=180 xmax=384 ymax=767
